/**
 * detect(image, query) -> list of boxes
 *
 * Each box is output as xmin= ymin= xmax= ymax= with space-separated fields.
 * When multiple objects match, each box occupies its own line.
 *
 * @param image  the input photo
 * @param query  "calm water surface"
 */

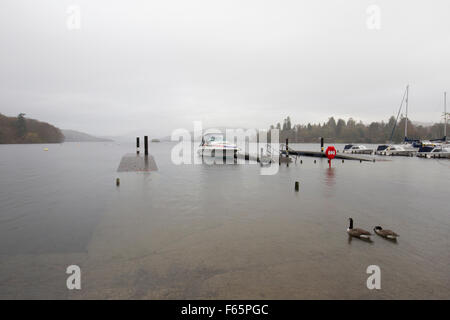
xmin=0 ymin=142 xmax=449 ymax=299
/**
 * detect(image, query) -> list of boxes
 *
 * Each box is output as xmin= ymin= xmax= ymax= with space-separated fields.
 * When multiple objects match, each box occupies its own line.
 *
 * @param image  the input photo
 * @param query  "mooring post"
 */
xmin=136 ymin=137 xmax=140 ymax=155
xmin=144 ymin=136 xmax=148 ymax=156
xmin=295 ymin=181 xmax=299 ymax=191
xmin=320 ymin=137 xmax=324 ymax=152
xmin=286 ymin=139 xmax=289 ymax=156
xmin=116 ymin=178 xmax=120 ymax=186
xmin=260 ymin=147 xmax=263 ymax=164
xmin=286 ymin=139 xmax=289 ymax=167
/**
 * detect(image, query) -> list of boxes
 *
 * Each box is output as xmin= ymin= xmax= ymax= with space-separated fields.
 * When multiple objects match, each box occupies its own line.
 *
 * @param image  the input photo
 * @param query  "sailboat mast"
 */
xmin=445 ymin=91 xmax=447 ymax=141
xmin=405 ymin=85 xmax=409 ymax=140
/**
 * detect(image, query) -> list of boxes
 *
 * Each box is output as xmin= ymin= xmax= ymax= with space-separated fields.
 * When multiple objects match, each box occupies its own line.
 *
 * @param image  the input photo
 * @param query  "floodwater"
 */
xmin=0 ymin=142 xmax=449 ymax=299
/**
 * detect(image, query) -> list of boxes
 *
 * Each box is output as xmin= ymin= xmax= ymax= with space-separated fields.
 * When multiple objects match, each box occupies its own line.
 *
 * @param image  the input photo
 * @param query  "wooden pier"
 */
xmin=117 ymin=154 xmax=158 ymax=172
xmin=280 ymin=149 xmax=375 ymax=162
xmin=231 ymin=152 xmax=274 ymax=164
xmin=117 ymin=136 xmax=158 ymax=172
xmin=376 ymin=150 xmax=416 ymax=157
xmin=417 ymin=152 xmax=450 ymax=159
xmin=344 ymin=149 xmax=374 ymax=155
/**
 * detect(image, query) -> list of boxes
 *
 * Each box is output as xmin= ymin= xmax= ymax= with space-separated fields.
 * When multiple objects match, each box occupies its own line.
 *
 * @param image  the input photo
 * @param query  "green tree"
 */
xmin=336 ymin=119 xmax=346 ymax=138
xmin=286 ymin=116 xmax=292 ymax=130
xmin=16 ymin=113 xmax=27 ymax=138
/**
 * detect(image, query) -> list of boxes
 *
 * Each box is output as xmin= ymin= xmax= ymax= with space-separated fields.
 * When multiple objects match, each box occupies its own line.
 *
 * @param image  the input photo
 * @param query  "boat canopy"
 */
xmin=376 ymin=145 xmax=389 ymax=151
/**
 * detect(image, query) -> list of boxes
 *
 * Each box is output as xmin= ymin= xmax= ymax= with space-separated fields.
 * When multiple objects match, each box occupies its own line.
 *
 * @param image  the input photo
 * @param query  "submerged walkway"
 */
xmin=117 ymin=154 xmax=158 ymax=172
xmin=281 ymin=149 xmax=376 ymax=162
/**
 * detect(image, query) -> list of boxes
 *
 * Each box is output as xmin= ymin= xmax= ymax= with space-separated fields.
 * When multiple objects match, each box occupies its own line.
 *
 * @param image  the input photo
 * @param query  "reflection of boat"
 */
xmin=342 ymin=144 xmax=373 ymax=154
xmin=198 ymin=133 xmax=239 ymax=157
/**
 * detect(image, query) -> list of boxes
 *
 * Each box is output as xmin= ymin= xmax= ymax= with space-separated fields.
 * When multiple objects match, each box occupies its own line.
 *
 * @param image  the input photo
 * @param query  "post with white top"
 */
xmin=136 ymin=137 xmax=140 ymax=155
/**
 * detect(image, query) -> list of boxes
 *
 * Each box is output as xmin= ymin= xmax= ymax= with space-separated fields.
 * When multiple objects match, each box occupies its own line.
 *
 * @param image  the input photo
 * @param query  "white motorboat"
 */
xmin=376 ymin=144 xmax=415 ymax=156
xmin=198 ymin=133 xmax=239 ymax=158
xmin=417 ymin=142 xmax=449 ymax=158
xmin=342 ymin=144 xmax=373 ymax=154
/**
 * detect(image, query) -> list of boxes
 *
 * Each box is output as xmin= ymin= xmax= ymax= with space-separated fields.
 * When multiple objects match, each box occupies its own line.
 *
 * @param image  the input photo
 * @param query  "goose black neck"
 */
xmin=349 ymin=219 xmax=353 ymax=229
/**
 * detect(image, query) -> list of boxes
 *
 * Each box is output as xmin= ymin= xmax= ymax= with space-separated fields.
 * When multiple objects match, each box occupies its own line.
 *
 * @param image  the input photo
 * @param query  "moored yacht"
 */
xmin=342 ymin=144 xmax=373 ymax=154
xmin=417 ymin=143 xmax=450 ymax=158
xmin=376 ymin=85 xmax=420 ymax=155
xmin=198 ymin=133 xmax=239 ymax=158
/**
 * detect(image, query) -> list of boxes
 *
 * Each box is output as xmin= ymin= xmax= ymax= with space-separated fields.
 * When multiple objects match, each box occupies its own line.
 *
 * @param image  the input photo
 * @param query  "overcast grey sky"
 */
xmin=1 ymin=0 xmax=449 ymax=137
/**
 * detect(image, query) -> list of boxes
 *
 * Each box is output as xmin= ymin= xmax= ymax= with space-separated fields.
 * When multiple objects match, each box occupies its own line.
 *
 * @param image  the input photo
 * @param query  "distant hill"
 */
xmin=62 ymin=129 xmax=113 ymax=142
xmin=0 ymin=113 xmax=64 ymax=144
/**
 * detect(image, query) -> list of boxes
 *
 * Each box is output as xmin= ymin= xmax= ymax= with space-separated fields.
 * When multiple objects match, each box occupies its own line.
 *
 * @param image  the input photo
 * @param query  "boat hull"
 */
xmin=198 ymin=147 xmax=238 ymax=158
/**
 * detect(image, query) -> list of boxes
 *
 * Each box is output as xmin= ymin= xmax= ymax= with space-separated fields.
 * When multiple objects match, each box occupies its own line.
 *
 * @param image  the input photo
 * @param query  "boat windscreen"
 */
xmin=205 ymin=134 xmax=224 ymax=142
xmin=418 ymin=146 xmax=435 ymax=153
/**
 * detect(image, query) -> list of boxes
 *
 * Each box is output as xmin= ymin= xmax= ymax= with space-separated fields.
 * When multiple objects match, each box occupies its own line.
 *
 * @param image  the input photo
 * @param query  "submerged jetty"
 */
xmin=117 ymin=153 xmax=158 ymax=172
xmin=117 ymin=136 xmax=158 ymax=172
xmin=278 ymin=139 xmax=375 ymax=162
xmin=280 ymin=149 xmax=375 ymax=162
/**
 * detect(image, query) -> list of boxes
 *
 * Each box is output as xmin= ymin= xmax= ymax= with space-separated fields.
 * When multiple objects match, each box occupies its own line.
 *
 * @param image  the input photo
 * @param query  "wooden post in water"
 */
xmin=136 ymin=137 xmax=140 ymax=155
xmin=295 ymin=181 xmax=299 ymax=191
xmin=286 ymin=139 xmax=289 ymax=156
xmin=144 ymin=136 xmax=148 ymax=156
xmin=286 ymin=139 xmax=289 ymax=167
xmin=320 ymin=137 xmax=324 ymax=152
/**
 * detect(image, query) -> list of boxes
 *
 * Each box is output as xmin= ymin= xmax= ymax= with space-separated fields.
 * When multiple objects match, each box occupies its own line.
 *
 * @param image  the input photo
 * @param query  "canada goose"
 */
xmin=347 ymin=218 xmax=371 ymax=238
xmin=374 ymin=226 xmax=399 ymax=239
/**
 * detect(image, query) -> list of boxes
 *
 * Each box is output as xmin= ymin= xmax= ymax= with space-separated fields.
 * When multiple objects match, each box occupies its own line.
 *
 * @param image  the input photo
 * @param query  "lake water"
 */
xmin=0 ymin=142 xmax=449 ymax=299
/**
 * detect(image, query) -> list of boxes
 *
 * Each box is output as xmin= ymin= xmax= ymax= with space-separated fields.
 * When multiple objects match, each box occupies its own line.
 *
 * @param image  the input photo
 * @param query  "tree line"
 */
xmin=268 ymin=116 xmax=446 ymax=143
xmin=0 ymin=113 xmax=64 ymax=144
